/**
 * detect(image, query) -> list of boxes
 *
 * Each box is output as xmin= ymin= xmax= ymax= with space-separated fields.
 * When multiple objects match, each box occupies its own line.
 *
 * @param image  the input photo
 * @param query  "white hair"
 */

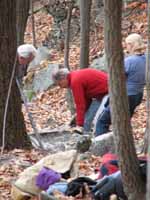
xmin=125 ymin=33 xmax=145 ymax=54
xmin=17 ymin=44 xmax=37 ymax=58
xmin=52 ymin=68 xmax=69 ymax=82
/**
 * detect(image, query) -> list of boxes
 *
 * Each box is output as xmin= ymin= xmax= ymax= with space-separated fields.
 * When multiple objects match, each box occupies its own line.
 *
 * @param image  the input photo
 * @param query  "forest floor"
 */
xmin=0 ymin=1 xmax=148 ymax=199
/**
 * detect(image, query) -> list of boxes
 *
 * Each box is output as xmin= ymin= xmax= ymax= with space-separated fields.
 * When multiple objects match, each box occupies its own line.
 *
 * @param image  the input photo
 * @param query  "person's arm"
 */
xmin=124 ymin=58 xmax=131 ymax=77
xmin=71 ymin=83 xmax=89 ymax=126
xmin=92 ymin=171 xmax=127 ymax=200
xmin=17 ymin=64 xmax=28 ymax=85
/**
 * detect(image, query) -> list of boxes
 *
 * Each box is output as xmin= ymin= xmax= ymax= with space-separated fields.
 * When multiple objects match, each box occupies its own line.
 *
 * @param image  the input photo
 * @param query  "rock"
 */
xmin=79 ymin=152 xmax=92 ymax=160
xmin=28 ymin=46 xmax=50 ymax=70
xmin=76 ymin=135 xmax=92 ymax=153
xmin=90 ymin=132 xmax=116 ymax=156
xmin=32 ymin=63 xmax=59 ymax=93
xmin=90 ymin=54 xmax=108 ymax=72
xmin=29 ymin=127 xmax=82 ymax=153
xmin=28 ymin=126 xmax=116 ymax=157
xmin=29 ymin=126 xmax=116 ymax=157
xmin=23 ymin=45 xmax=60 ymax=98
xmin=39 ymin=191 xmax=58 ymax=200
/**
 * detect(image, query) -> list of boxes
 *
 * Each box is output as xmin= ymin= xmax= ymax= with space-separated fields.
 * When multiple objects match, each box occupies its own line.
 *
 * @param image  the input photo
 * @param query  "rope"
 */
xmin=0 ymin=55 xmax=45 ymax=154
xmin=16 ymin=78 xmax=45 ymax=150
xmin=1 ymin=53 xmax=18 ymax=155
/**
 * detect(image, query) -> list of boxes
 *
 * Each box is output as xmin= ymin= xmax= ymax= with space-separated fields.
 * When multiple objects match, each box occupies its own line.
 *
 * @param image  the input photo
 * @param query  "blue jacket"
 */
xmin=124 ymin=54 xmax=146 ymax=95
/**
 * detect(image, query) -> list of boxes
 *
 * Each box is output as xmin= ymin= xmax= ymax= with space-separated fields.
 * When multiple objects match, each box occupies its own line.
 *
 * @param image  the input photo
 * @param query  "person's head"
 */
xmin=52 ymin=68 xmax=70 ymax=88
xmin=125 ymin=33 xmax=145 ymax=55
xmin=17 ymin=44 xmax=37 ymax=65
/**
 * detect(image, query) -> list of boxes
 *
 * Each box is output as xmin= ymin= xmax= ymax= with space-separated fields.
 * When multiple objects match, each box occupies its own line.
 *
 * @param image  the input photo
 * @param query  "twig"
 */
xmin=123 ymin=1 xmax=146 ymax=18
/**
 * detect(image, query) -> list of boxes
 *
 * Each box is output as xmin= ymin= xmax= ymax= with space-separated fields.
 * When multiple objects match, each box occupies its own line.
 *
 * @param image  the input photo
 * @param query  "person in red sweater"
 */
xmin=52 ymin=68 xmax=108 ymax=132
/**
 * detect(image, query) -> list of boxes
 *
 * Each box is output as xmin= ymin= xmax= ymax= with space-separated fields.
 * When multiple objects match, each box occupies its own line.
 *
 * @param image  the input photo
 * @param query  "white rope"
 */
xmin=1 ymin=54 xmax=17 ymax=155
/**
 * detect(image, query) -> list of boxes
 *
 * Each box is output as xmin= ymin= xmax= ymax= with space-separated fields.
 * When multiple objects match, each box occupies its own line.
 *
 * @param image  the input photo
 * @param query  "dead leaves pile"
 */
xmin=22 ymin=87 xmax=72 ymax=132
xmin=24 ymin=10 xmax=53 ymax=46
xmin=0 ymin=149 xmax=44 ymax=200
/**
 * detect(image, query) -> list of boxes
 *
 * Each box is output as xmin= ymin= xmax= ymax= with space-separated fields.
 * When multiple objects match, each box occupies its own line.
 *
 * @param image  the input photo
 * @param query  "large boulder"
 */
xmin=90 ymin=132 xmax=116 ymax=156
xmin=29 ymin=128 xmax=116 ymax=157
xmin=11 ymin=150 xmax=78 ymax=199
xmin=23 ymin=62 xmax=60 ymax=101
xmin=28 ymin=46 xmax=50 ymax=71
xmin=29 ymin=126 xmax=83 ymax=153
xmin=32 ymin=63 xmax=59 ymax=93
xmin=90 ymin=54 xmax=108 ymax=72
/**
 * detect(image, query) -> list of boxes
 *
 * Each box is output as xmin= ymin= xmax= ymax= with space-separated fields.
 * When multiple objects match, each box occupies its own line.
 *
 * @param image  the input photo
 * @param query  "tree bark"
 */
xmin=146 ymin=1 xmax=150 ymax=199
xmin=80 ymin=0 xmax=92 ymax=68
xmin=16 ymin=0 xmax=30 ymax=45
xmin=31 ymin=0 xmax=37 ymax=47
xmin=64 ymin=2 xmax=73 ymax=69
xmin=104 ymin=1 xmax=145 ymax=199
xmin=0 ymin=0 xmax=31 ymax=150
xmin=64 ymin=2 xmax=75 ymax=115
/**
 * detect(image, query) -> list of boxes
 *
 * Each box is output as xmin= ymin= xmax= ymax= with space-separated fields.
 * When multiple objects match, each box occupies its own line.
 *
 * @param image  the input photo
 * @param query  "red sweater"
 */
xmin=67 ymin=68 xmax=108 ymax=126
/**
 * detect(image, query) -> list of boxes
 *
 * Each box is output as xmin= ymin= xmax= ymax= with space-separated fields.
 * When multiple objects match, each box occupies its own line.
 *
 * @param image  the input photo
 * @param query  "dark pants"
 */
xmin=95 ymin=92 xmax=143 ymax=136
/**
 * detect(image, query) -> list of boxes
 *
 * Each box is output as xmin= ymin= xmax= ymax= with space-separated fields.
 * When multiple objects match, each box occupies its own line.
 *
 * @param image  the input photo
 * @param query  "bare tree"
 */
xmin=30 ymin=0 xmax=37 ymax=47
xmin=64 ymin=1 xmax=76 ymax=115
xmin=16 ymin=0 xmax=30 ymax=45
xmin=64 ymin=1 xmax=74 ymax=69
xmin=146 ymin=1 xmax=150 ymax=199
xmin=0 ymin=0 xmax=31 ymax=150
xmin=104 ymin=0 xmax=145 ymax=199
xmin=80 ymin=0 xmax=92 ymax=68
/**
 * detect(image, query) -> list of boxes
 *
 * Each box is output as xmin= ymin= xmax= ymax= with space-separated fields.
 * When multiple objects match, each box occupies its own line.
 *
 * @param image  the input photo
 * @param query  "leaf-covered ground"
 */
xmin=0 ymin=2 xmax=148 ymax=199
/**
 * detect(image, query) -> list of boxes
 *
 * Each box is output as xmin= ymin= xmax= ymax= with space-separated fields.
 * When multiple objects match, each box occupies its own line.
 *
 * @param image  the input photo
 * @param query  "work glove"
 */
xmin=70 ymin=126 xmax=83 ymax=134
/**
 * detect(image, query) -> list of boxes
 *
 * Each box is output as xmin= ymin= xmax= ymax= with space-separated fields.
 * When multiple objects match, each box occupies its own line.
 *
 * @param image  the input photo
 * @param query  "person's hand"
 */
xmin=69 ymin=115 xmax=76 ymax=127
xmin=23 ymin=71 xmax=34 ymax=84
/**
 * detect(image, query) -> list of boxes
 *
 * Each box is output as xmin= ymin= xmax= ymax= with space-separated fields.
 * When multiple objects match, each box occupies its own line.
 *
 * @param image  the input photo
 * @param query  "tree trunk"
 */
xmin=64 ymin=2 xmax=75 ymax=115
xmin=80 ymin=0 xmax=92 ymax=68
xmin=146 ymin=1 xmax=150 ymax=199
xmin=31 ymin=0 xmax=37 ymax=47
xmin=64 ymin=2 xmax=73 ymax=69
xmin=93 ymin=0 xmax=103 ymax=8
xmin=143 ymin=0 xmax=150 ymax=153
xmin=16 ymin=0 xmax=30 ymax=45
xmin=0 ymin=0 xmax=31 ymax=150
xmin=104 ymin=1 xmax=145 ymax=200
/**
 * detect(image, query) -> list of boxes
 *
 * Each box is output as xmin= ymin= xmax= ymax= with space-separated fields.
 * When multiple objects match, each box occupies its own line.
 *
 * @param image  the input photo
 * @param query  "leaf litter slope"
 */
xmin=0 ymin=2 xmax=147 ymax=199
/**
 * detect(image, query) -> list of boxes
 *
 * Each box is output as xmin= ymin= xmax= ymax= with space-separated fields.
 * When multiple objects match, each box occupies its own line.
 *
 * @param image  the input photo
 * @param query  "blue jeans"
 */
xmin=95 ymin=92 xmax=143 ymax=136
xmin=84 ymin=99 xmax=101 ymax=132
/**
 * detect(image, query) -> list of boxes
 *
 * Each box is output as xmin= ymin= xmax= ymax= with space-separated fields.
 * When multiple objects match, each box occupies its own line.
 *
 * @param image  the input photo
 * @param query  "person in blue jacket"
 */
xmin=92 ymin=159 xmax=147 ymax=200
xmin=95 ymin=33 xmax=146 ymax=136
